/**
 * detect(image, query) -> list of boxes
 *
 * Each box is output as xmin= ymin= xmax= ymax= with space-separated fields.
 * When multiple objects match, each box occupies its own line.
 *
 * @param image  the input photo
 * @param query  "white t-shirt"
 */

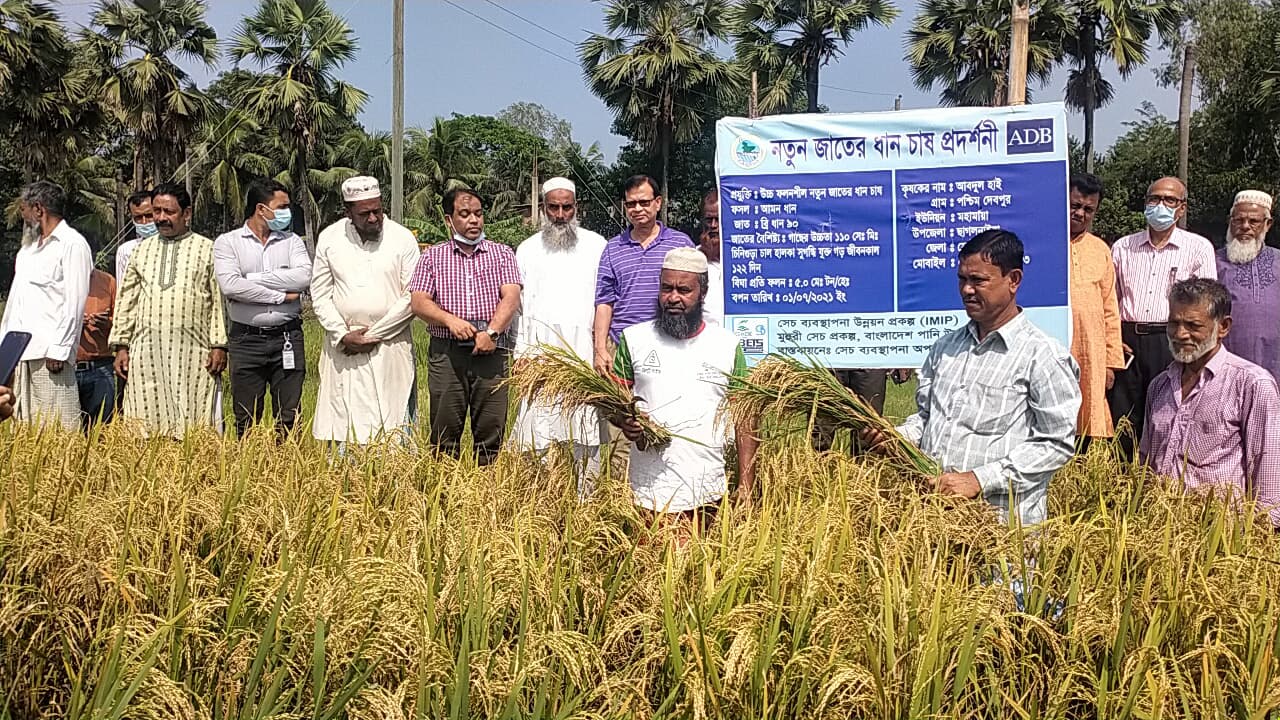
xmin=614 ymin=320 xmax=746 ymax=512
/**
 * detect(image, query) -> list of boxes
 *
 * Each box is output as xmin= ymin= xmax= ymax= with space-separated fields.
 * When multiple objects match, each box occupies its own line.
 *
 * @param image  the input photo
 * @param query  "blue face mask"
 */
xmin=1144 ymin=203 xmax=1177 ymax=231
xmin=267 ymin=207 xmax=292 ymax=232
xmin=134 ymin=221 xmax=158 ymax=238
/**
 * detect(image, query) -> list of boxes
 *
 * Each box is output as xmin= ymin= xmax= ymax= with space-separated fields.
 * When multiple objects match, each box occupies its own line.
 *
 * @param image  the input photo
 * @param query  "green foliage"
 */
xmin=906 ymin=0 xmax=1072 ymax=107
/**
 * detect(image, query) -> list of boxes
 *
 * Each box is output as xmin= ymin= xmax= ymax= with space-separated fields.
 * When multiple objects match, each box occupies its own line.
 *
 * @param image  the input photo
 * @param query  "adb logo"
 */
xmin=1006 ymin=118 xmax=1055 ymax=155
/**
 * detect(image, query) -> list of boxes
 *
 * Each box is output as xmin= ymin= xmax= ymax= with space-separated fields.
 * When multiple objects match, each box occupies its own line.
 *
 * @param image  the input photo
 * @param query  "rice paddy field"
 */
xmin=2 ymin=314 xmax=1279 ymax=719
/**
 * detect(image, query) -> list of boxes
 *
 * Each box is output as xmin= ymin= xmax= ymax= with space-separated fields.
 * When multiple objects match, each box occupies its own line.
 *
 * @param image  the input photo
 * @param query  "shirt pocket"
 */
xmin=955 ymin=379 xmax=1023 ymax=436
xmin=22 ymin=252 xmax=63 ymax=288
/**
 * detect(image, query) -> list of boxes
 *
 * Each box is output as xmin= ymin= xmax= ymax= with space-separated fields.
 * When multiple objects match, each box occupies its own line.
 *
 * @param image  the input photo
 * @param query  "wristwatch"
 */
xmin=485 ymin=328 xmax=500 ymax=340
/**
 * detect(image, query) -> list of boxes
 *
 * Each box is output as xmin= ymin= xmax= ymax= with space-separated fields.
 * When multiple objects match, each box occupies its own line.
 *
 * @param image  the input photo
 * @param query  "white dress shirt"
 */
xmin=115 ymin=237 xmax=141 ymax=281
xmin=0 ymin=220 xmax=94 ymax=362
xmin=213 ymin=224 xmax=313 ymax=327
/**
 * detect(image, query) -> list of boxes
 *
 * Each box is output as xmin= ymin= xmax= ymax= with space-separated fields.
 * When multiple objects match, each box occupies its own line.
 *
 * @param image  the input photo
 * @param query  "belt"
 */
xmin=1123 ymin=321 xmax=1167 ymax=335
xmin=231 ymin=319 xmax=303 ymax=336
xmin=75 ymin=357 xmax=113 ymax=371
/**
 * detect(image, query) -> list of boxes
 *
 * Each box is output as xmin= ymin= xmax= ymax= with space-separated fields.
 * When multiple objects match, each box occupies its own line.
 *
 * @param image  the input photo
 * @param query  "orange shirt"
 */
xmin=77 ymin=269 xmax=115 ymax=362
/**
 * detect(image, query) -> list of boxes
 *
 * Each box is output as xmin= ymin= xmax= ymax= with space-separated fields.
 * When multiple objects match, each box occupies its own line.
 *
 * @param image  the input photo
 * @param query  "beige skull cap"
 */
xmin=342 ymin=176 xmax=381 ymax=202
xmin=662 ymin=246 xmax=708 ymax=273
xmin=1233 ymin=189 xmax=1273 ymax=212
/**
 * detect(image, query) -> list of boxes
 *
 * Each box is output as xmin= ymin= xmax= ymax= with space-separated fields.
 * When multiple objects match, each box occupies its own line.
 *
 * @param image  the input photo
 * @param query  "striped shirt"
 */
xmin=594 ymin=224 xmax=694 ymax=341
xmin=899 ymin=312 xmax=1081 ymax=526
xmin=408 ymin=238 xmax=522 ymax=339
xmin=1111 ymin=227 xmax=1217 ymax=322
xmin=1140 ymin=348 xmax=1280 ymax=527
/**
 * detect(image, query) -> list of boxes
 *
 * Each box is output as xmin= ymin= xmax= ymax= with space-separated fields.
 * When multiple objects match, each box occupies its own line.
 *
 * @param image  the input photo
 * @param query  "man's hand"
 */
xmin=0 ymin=385 xmax=13 ymax=420
xmin=929 ymin=471 xmax=982 ymax=499
xmin=45 ymin=358 xmax=66 ymax=374
xmin=1105 ymin=368 xmax=1116 ymax=389
xmin=593 ymin=347 xmax=613 ymax=375
xmin=472 ymin=332 xmax=496 ymax=355
xmin=340 ymin=329 xmax=379 ymax=355
xmin=445 ymin=317 xmax=476 ymax=341
xmin=511 ymin=355 xmax=530 ymax=376
xmin=114 ymin=349 xmax=129 ymax=379
xmin=617 ymin=415 xmax=647 ymax=450
xmin=890 ymin=368 xmax=914 ymax=384
xmin=858 ymin=425 xmax=894 ymax=455
xmin=206 ymin=348 xmax=228 ymax=375
xmin=284 ymin=292 xmax=300 ymax=303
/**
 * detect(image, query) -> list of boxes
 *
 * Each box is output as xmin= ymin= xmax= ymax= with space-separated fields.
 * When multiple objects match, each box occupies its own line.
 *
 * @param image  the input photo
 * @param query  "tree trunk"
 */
xmin=805 ymin=56 xmax=820 ymax=113
xmin=152 ymin=143 xmax=163 ymax=188
xmin=1082 ymin=22 xmax=1098 ymax=172
xmin=132 ymin=146 xmax=143 ymax=191
xmin=659 ymin=123 xmax=670 ymax=226
xmin=296 ymin=141 xmax=317 ymax=255
xmin=1177 ymin=40 xmax=1196 ymax=188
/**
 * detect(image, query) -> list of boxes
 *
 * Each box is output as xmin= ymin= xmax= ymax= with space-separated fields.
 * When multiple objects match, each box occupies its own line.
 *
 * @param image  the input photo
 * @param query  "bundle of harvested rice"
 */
xmin=727 ymin=353 xmax=941 ymax=476
xmin=507 ymin=343 xmax=673 ymax=448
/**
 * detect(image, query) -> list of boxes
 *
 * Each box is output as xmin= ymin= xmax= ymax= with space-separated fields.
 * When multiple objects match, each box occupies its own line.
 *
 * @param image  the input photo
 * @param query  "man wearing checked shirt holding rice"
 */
xmin=863 ymin=229 xmax=1081 ymax=526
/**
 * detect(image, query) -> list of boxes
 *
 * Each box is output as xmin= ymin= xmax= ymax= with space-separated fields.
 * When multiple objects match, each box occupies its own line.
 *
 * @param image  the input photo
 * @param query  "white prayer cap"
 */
xmin=662 ymin=246 xmax=708 ymax=274
xmin=342 ymin=176 xmax=381 ymax=202
xmin=1233 ymin=189 xmax=1273 ymax=212
xmin=542 ymin=177 xmax=576 ymax=196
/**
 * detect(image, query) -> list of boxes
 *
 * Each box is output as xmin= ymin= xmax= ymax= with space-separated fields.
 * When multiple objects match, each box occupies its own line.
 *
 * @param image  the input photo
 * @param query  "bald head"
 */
xmin=1147 ymin=177 xmax=1186 ymax=200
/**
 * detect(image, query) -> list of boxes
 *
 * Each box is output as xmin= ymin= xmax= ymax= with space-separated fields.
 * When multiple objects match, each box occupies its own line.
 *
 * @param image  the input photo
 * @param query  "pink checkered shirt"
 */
xmin=1111 ymin=227 xmax=1217 ymax=322
xmin=408 ymin=238 xmax=522 ymax=339
xmin=1140 ymin=347 xmax=1280 ymax=527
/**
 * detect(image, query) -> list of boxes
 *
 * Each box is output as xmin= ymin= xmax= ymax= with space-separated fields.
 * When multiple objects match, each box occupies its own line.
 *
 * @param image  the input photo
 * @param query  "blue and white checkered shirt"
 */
xmin=899 ymin=312 xmax=1081 ymax=526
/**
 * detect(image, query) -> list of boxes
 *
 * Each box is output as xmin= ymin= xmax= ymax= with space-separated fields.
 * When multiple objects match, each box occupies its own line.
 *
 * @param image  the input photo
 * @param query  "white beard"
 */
xmin=541 ymin=217 xmax=579 ymax=252
xmin=1225 ymin=227 xmax=1264 ymax=264
xmin=1169 ymin=324 xmax=1220 ymax=364
xmin=20 ymin=223 xmax=39 ymax=247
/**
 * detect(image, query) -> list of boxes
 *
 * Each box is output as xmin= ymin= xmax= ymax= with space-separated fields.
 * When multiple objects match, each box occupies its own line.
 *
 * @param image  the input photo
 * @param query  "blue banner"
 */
xmin=716 ymin=104 xmax=1071 ymax=368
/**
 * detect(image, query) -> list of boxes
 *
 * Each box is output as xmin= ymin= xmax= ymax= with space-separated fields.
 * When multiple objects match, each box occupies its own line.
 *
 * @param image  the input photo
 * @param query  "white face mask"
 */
xmin=451 ymin=229 xmax=485 ymax=246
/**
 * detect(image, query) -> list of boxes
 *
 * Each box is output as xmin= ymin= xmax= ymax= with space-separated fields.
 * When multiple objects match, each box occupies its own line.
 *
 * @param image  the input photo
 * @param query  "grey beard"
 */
xmin=541 ymin=217 xmax=578 ymax=251
xmin=655 ymin=301 xmax=703 ymax=340
xmin=1169 ymin=325 xmax=1220 ymax=364
xmin=20 ymin=223 xmax=39 ymax=246
xmin=1225 ymin=228 xmax=1263 ymax=264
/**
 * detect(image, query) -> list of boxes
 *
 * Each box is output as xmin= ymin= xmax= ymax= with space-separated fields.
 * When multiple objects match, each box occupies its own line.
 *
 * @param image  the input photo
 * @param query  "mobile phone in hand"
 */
xmin=0 ymin=331 xmax=33 ymax=385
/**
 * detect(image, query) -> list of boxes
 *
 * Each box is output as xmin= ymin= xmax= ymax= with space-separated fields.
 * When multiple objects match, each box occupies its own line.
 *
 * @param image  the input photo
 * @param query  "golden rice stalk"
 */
xmin=507 ymin=343 xmax=673 ymax=448
xmin=726 ymin=354 xmax=941 ymax=477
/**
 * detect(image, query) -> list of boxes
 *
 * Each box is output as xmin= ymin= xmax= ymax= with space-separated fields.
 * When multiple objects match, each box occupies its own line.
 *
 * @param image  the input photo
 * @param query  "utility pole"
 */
xmin=749 ymin=71 xmax=759 ymax=119
xmin=530 ymin=152 xmax=539 ymax=227
xmin=1008 ymin=0 xmax=1030 ymax=105
xmin=391 ymin=0 xmax=405 ymax=221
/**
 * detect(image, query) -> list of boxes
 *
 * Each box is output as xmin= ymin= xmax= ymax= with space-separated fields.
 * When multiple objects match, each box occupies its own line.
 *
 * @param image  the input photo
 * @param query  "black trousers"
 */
xmin=812 ymin=369 xmax=888 ymax=452
xmin=228 ymin=322 xmax=306 ymax=437
xmin=428 ymin=336 xmax=510 ymax=465
xmin=1107 ymin=322 xmax=1171 ymax=452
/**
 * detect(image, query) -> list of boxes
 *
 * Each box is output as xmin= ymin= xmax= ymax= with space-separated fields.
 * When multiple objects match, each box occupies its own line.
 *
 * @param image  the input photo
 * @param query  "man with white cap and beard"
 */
xmin=608 ymin=247 xmax=759 ymax=538
xmin=310 ymin=176 xmax=421 ymax=446
xmin=510 ymin=177 xmax=609 ymax=476
xmin=1215 ymin=190 xmax=1278 ymax=382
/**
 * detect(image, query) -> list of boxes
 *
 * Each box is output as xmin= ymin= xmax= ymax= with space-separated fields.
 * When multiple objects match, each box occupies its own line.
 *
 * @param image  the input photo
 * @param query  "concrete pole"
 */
xmin=1009 ymin=0 xmax=1030 ymax=106
xmin=391 ymin=0 xmax=405 ymax=221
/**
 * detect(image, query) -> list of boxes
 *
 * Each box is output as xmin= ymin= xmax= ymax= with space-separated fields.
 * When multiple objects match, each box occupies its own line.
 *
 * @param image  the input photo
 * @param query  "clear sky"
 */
xmin=60 ymin=0 xmax=1181 ymax=161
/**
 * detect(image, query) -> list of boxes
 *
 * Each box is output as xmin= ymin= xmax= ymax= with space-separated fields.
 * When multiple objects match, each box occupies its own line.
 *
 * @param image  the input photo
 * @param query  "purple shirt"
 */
xmin=1216 ymin=246 xmax=1280 ymax=382
xmin=1140 ymin=348 xmax=1280 ymax=527
xmin=594 ymin=224 xmax=694 ymax=341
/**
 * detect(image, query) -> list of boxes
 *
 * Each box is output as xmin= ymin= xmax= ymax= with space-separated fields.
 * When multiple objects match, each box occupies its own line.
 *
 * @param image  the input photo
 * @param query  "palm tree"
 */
xmin=83 ymin=0 xmax=219 ymax=187
xmin=0 ymin=2 xmax=100 ymax=180
xmin=187 ymin=108 xmax=275 ymax=229
xmin=579 ymin=0 xmax=741 ymax=221
xmin=337 ymin=129 xmax=393 ymax=181
xmin=230 ymin=0 xmax=368 ymax=242
xmin=1064 ymin=0 xmax=1182 ymax=171
xmin=402 ymin=119 xmax=489 ymax=222
xmin=906 ymin=0 xmax=1071 ymax=107
xmin=735 ymin=0 xmax=899 ymax=114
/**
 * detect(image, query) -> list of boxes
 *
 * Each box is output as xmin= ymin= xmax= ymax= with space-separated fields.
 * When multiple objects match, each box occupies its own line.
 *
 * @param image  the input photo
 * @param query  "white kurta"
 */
xmin=511 ymin=227 xmax=608 ymax=450
xmin=705 ymin=260 xmax=724 ymax=328
xmin=311 ymin=219 xmax=420 ymax=444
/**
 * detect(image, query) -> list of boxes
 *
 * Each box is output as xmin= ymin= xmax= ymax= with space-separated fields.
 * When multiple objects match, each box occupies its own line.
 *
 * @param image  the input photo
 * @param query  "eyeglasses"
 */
xmin=545 ymin=202 xmax=575 ymax=212
xmin=623 ymin=197 xmax=656 ymax=209
xmin=1145 ymin=194 xmax=1185 ymax=208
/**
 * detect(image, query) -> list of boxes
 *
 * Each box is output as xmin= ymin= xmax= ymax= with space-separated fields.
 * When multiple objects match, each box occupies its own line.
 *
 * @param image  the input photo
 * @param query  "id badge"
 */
xmin=282 ymin=335 xmax=296 ymax=370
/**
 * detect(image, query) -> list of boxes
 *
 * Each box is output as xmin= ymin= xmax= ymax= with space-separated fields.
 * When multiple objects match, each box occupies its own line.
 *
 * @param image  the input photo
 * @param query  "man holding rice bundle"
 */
xmin=863 ymin=230 xmax=1081 ymax=526
xmin=608 ymin=247 xmax=759 ymax=531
